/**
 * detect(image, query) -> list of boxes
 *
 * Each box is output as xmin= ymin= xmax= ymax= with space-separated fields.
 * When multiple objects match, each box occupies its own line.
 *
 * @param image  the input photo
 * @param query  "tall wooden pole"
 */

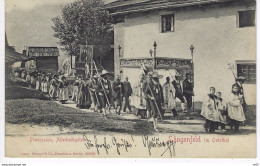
xmin=153 ymin=41 xmax=157 ymax=71
xmin=70 ymin=54 xmax=73 ymax=69
xmin=190 ymin=45 xmax=194 ymax=112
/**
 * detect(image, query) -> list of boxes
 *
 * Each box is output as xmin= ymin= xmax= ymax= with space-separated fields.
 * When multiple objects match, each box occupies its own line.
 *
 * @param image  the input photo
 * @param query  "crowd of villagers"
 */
xmin=15 ymin=68 xmax=249 ymax=133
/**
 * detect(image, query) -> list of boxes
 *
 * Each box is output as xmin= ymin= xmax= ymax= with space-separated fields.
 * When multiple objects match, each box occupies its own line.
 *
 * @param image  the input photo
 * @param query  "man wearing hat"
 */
xmin=122 ymin=76 xmax=133 ymax=113
xmin=172 ymin=72 xmax=186 ymax=113
xmin=235 ymin=75 xmax=246 ymax=100
xmin=183 ymin=73 xmax=194 ymax=115
xmin=112 ymin=75 xmax=124 ymax=115
xmin=144 ymin=72 xmax=164 ymax=131
xmin=143 ymin=72 xmax=153 ymax=119
xmin=98 ymin=70 xmax=112 ymax=117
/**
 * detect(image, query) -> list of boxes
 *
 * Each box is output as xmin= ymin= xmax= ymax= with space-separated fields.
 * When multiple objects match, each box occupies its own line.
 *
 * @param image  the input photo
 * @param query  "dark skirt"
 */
xmin=149 ymin=100 xmax=164 ymax=118
xmin=78 ymin=85 xmax=91 ymax=109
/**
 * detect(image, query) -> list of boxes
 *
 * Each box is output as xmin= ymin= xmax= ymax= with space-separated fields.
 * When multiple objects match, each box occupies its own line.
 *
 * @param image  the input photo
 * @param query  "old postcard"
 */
xmin=4 ymin=0 xmax=256 ymax=158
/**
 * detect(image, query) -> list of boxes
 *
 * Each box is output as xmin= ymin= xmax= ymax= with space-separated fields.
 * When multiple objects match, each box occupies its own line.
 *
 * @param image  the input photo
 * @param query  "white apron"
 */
xmin=227 ymin=93 xmax=245 ymax=122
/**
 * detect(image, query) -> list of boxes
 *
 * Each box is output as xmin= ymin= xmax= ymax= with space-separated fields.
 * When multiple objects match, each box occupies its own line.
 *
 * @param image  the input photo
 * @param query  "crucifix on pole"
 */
xmin=190 ymin=45 xmax=195 ymax=112
xmin=153 ymin=41 xmax=157 ymax=71
xmin=190 ymin=45 xmax=194 ymax=83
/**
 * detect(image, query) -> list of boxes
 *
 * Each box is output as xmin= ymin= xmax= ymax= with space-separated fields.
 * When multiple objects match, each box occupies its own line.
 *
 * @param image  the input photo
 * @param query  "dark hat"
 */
xmin=152 ymin=72 xmax=163 ymax=79
xmin=236 ymin=76 xmax=246 ymax=81
xmin=175 ymin=72 xmax=181 ymax=77
xmin=186 ymin=73 xmax=191 ymax=77
xmin=232 ymin=83 xmax=240 ymax=88
xmin=101 ymin=70 xmax=109 ymax=76
xmin=147 ymin=72 xmax=153 ymax=77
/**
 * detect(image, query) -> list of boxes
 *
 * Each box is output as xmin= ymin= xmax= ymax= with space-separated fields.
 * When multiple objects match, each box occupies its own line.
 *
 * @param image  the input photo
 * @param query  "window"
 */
xmin=238 ymin=10 xmax=255 ymax=28
xmin=237 ymin=62 xmax=256 ymax=84
xmin=161 ymin=14 xmax=174 ymax=32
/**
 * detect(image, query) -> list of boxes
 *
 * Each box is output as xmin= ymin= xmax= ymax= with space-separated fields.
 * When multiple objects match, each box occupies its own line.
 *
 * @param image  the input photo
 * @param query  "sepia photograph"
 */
xmin=3 ymin=0 xmax=257 ymax=159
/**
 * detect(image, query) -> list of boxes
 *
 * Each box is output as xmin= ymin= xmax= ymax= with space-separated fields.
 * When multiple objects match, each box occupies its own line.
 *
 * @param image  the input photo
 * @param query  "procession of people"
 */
xmin=13 ymin=67 xmax=249 ymax=133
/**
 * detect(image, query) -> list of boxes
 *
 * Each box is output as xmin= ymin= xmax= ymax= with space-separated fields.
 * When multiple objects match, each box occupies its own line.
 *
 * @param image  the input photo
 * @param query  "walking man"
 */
xmin=163 ymin=77 xmax=177 ymax=117
xmin=143 ymin=72 xmax=153 ymax=119
xmin=112 ymin=75 xmax=124 ymax=115
xmin=183 ymin=73 xmax=194 ymax=118
xmin=123 ymin=76 xmax=132 ymax=113
xmin=172 ymin=72 xmax=186 ymax=112
xmin=98 ymin=70 xmax=112 ymax=117
xmin=144 ymin=72 xmax=164 ymax=131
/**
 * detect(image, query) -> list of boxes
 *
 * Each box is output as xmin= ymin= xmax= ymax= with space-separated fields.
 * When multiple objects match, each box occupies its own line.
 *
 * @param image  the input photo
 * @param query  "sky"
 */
xmin=5 ymin=0 xmax=116 ymax=54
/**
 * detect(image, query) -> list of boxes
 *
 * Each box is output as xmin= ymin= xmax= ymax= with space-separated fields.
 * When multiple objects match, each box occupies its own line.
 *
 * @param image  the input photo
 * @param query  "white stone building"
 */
xmin=103 ymin=0 xmax=256 ymax=105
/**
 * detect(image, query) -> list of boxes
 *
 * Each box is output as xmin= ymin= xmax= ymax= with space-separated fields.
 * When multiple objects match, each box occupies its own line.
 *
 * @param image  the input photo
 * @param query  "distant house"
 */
xmin=103 ymin=0 xmax=256 ymax=104
xmin=5 ymin=33 xmax=27 ymax=80
xmin=23 ymin=47 xmax=59 ymax=74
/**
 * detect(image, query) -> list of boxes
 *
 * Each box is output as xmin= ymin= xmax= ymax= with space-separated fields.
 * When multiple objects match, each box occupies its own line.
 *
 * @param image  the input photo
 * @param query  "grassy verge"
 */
xmin=6 ymin=86 xmax=49 ymax=100
xmin=5 ymin=99 xmax=154 ymax=135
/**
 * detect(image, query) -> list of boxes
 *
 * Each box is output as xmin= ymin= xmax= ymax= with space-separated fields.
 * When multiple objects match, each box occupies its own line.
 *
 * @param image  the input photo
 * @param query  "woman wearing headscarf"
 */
xmin=25 ymin=72 xmax=31 ymax=85
xmin=46 ymin=73 xmax=52 ymax=94
xmin=35 ymin=74 xmax=41 ymax=91
xmin=49 ymin=75 xmax=59 ymax=100
xmin=41 ymin=75 xmax=48 ymax=95
xmin=89 ymin=75 xmax=100 ymax=112
xmin=30 ymin=72 xmax=36 ymax=88
xmin=77 ymin=76 xmax=85 ymax=108
xmin=77 ymin=78 xmax=92 ymax=109
xmin=59 ymin=76 xmax=69 ymax=104
xmin=72 ymin=76 xmax=80 ymax=103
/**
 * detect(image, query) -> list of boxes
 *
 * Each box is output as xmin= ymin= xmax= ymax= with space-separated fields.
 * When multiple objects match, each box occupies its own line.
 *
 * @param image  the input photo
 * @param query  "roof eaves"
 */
xmin=108 ymin=0 xmax=236 ymax=16
xmin=100 ymin=0 xmax=150 ymax=10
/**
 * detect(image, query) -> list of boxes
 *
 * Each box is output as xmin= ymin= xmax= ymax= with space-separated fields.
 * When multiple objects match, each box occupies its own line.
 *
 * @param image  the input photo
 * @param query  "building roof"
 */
xmin=28 ymin=46 xmax=59 ymax=49
xmin=5 ymin=33 xmax=28 ymax=64
xmin=5 ymin=47 xmax=28 ymax=64
xmin=102 ymin=0 xmax=150 ymax=9
xmin=27 ymin=46 xmax=59 ymax=57
xmin=102 ymin=0 xmax=244 ymax=16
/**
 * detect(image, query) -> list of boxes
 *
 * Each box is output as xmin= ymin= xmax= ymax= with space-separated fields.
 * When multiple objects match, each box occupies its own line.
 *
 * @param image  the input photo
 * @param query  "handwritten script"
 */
xmin=83 ymin=135 xmax=176 ymax=157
